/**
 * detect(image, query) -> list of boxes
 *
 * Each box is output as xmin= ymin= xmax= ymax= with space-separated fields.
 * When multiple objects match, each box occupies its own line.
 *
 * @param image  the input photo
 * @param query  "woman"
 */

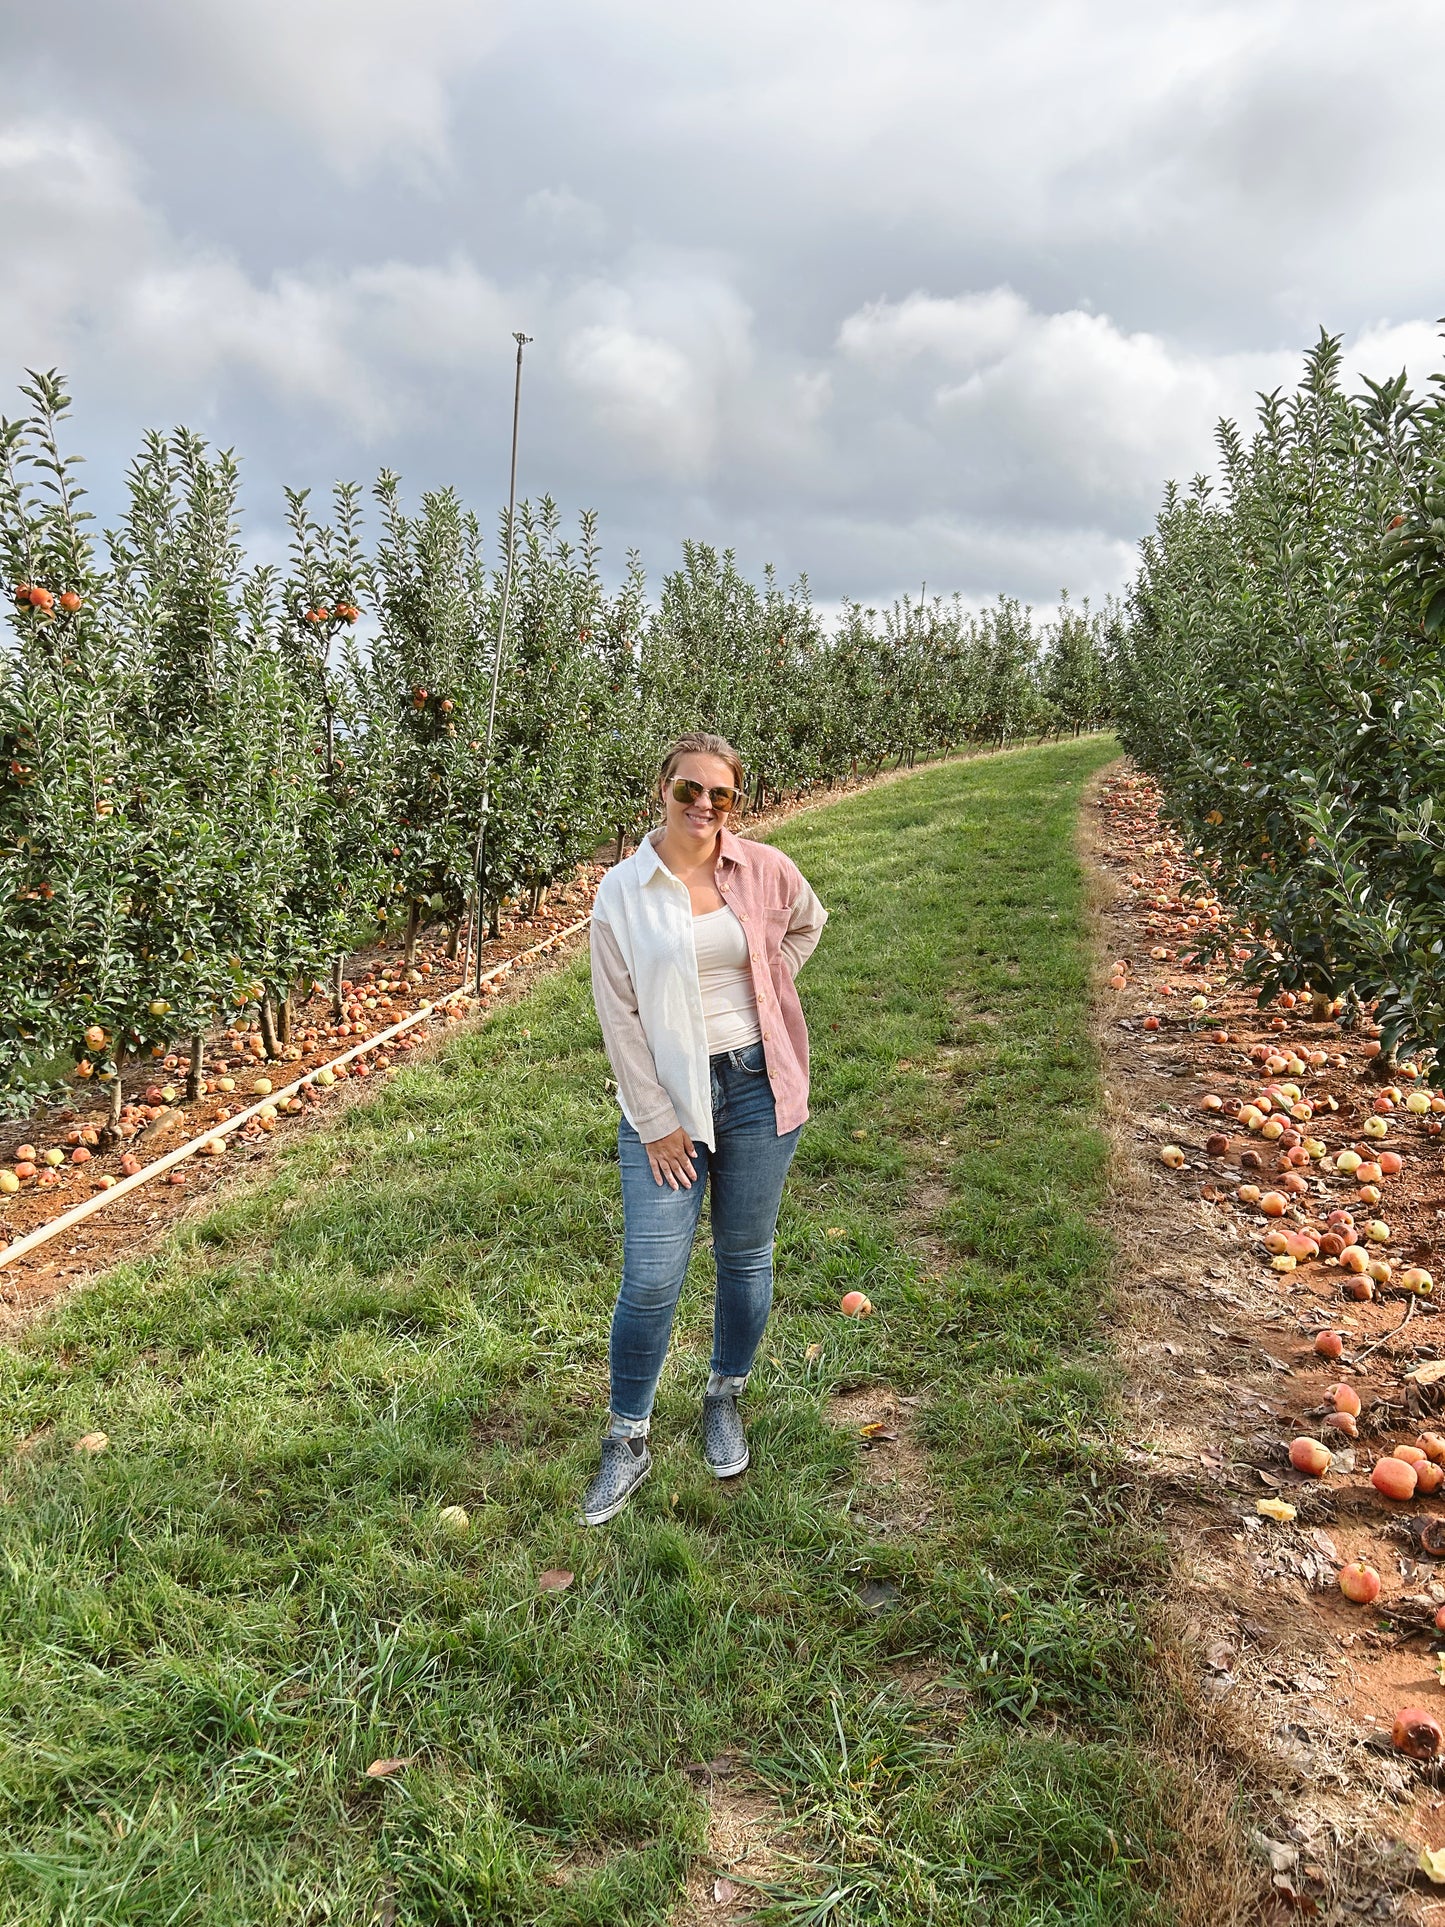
xmin=582 ymin=732 xmax=829 ymax=1525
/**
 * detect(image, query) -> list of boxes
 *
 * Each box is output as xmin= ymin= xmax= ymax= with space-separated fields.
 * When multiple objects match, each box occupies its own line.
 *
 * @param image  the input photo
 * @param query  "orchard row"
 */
xmin=0 ymin=370 xmax=1115 ymax=1114
xmin=1112 ymin=327 xmax=1445 ymax=1063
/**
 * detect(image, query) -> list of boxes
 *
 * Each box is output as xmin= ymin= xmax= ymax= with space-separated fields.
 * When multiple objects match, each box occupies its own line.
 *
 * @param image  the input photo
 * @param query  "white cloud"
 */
xmin=524 ymin=187 xmax=609 ymax=250
xmin=835 ymin=287 xmax=1306 ymax=521
xmin=839 ymin=289 xmax=1033 ymax=372
xmin=15 ymin=0 xmax=503 ymax=178
xmin=558 ymin=267 xmax=757 ymax=480
xmin=0 ymin=122 xmax=528 ymax=437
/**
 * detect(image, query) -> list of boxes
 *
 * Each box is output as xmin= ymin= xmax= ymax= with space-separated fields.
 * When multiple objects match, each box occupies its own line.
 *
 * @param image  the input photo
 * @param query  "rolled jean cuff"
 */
xmin=706 ymin=1371 xmax=749 ymax=1399
xmin=606 ymin=1411 xmax=651 ymax=1441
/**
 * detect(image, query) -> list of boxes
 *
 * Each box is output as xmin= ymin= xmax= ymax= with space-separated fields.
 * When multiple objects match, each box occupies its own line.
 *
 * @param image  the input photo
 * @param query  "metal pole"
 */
xmin=465 ymin=330 xmax=531 ymax=996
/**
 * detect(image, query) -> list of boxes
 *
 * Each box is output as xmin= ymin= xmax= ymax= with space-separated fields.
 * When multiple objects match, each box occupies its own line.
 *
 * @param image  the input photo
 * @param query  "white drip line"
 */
xmin=0 ymin=914 xmax=593 ymax=1274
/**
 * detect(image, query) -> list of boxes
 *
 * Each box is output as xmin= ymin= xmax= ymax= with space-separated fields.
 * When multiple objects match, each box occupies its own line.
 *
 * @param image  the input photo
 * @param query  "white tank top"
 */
xmin=691 ymin=905 xmax=763 ymax=1053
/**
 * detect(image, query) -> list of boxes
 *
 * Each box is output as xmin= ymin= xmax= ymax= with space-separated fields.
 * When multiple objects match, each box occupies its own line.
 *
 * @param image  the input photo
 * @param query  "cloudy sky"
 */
xmin=2 ymin=0 xmax=1441 ymax=610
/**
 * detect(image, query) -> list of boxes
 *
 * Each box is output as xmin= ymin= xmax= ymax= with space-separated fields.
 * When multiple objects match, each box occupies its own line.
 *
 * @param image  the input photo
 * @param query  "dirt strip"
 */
xmin=1083 ymin=763 xmax=1445 ymax=1925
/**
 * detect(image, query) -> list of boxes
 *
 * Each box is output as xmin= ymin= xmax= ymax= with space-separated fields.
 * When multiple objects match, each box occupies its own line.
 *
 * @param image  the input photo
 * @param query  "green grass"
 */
xmin=0 ymin=736 xmax=1181 ymax=1924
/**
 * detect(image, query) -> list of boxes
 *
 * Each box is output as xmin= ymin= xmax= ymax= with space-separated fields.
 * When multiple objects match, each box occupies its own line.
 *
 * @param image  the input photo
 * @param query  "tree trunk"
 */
xmin=108 ymin=1046 xmax=126 ymax=1127
xmin=278 ymin=988 xmax=294 ymax=1048
xmin=331 ymin=955 xmax=346 ymax=1022
xmin=528 ymin=880 xmax=543 ymax=916
xmin=1366 ymin=1043 xmax=1400 ymax=1084
xmin=258 ymin=995 xmax=281 ymax=1061
xmin=1307 ymin=990 xmax=1333 ymax=1023
xmin=614 ymin=825 xmax=626 ymax=865
xmin=488 ymin=895 xmax=502 ymax=941
xmin=187 ymin=1034 xmax=205 ymax=1102
xmin=404 ymin=900 xmax=422 ymax=967
xmin=446 ymin=921 xmax=462 ymax=963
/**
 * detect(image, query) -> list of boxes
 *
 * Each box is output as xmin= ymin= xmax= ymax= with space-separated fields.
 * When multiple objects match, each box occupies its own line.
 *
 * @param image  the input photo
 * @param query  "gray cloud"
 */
xmin=1 ymin=0 xmax=1442 ymax=609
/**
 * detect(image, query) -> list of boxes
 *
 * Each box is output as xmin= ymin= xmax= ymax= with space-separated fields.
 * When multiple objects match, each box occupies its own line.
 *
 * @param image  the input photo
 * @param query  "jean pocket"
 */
xmin=732 ymin=1040 xmax=768 ymax=1076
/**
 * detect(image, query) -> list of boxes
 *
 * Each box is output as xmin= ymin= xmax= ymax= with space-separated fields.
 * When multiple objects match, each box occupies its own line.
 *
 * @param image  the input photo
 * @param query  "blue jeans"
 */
xmin=608 ymin=1041 xmax=802 ymax=1431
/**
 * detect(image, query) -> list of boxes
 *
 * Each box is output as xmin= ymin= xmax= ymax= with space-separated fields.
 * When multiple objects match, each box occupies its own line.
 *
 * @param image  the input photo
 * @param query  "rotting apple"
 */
xmin=1393 ymin=1708 xmax=1444 ymax=1759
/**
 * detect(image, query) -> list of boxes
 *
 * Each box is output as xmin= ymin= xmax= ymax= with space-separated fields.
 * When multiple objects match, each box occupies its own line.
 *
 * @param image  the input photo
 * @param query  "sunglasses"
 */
xmin=669 ymin=777 xmax=740 ymax=813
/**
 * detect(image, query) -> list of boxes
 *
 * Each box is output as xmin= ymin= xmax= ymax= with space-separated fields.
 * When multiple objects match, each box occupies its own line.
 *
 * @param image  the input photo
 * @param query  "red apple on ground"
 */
xmin=1339 ymin=1561 xmax=1381 ymax=1604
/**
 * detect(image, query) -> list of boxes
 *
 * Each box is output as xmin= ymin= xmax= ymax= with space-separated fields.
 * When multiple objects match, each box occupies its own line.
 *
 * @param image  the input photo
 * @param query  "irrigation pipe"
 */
xmin=0 ymin=913 xmax=592 ymax=1275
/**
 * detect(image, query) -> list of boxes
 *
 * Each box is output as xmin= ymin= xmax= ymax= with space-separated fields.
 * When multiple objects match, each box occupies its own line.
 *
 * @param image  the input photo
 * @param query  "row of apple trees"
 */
xmin=1112 ymin=327 xmax=1445 ymax=1059
xmin=0 ymin=370 xmax=1115 ymax=1113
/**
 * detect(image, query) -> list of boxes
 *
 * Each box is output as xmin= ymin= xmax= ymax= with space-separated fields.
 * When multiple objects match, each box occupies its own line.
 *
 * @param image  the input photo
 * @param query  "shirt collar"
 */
xmin=637 ymin=825 xmax=751 ymax=885
xmin=718 ymin=826 xmax=751 ymax=868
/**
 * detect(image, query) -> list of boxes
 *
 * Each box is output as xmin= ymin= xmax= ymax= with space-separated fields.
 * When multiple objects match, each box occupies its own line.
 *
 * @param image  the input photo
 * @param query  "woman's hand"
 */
xmin=644 ymin=1126 xmax=698 ymax=1190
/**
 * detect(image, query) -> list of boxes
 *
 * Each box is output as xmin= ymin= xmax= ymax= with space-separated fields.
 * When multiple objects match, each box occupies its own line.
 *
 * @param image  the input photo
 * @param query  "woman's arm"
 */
xmin=779 ymin=873 xmax=828 ymax=978
xmin=590 ymin=912 xmax=684 ymax=1141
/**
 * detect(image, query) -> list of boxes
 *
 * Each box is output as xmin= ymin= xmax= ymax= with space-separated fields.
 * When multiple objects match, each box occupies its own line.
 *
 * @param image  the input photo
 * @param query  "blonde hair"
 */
xmin=657 ymin=732 xmax=746 ymax=803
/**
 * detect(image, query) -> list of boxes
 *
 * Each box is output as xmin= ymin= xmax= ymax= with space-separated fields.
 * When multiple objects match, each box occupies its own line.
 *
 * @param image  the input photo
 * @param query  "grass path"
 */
xmin=0 ymin=736 xmax=1180 ymax=1925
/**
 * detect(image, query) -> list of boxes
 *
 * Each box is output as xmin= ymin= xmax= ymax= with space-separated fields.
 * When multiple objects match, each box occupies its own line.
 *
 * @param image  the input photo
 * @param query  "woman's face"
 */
xmin=661 ymin=753 xmax=740 ymax=855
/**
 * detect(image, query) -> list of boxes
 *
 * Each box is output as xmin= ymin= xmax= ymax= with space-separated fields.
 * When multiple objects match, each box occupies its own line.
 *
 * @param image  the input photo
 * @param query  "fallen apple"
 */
xmin=1158 ymin=1144 xmax=1186 ymax=1168
xmin=1330 ymin=1383 xmax=1362 ymax=1417
xmin=1392 ymin=1707 xmax=1444 ymax=1759
xmin=1289 ymin=1437 xmax=1331 ymax=1476
xmin=1372 ymin=1457 xmax=1418 ymax=1500
xmin=1313 ymin=1330 xmax=1344 ymax=1359
xmin=1338 ymin=1560 xmax=1381 ymax=1604
xmin=840 ymin=1290 xmax=873 ymax=1317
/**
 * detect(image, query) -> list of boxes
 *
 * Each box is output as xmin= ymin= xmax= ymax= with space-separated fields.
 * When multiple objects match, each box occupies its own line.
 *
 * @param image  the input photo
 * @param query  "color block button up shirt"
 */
xmin=590 ymin=826 xmax=828 ymax=1149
